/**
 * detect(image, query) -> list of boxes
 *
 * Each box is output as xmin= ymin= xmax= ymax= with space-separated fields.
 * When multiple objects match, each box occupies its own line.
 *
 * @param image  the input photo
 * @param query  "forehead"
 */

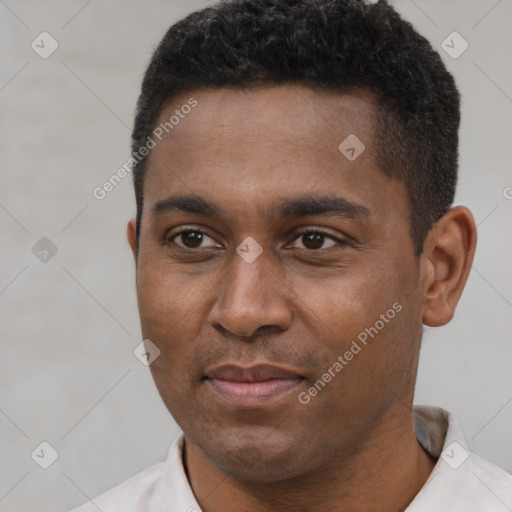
xmin=152 ymin=85 xmax=377 ymax=158
xmin=141 ymin=85 xmax=406 ymax=227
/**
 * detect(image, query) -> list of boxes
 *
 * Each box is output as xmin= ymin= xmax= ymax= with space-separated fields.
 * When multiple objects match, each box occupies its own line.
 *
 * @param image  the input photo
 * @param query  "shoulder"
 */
xmin=68 ymin=460 xmax=166 ymax=512
xmin=468 ymin=452 xmax=512 ymax=508
xmin=67 ymin=434 xmax=198 ymax=512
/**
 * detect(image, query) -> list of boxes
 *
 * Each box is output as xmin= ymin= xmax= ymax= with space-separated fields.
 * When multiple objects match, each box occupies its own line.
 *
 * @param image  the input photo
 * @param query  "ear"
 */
xmin=127 ymin=218 xmax=138 ymax=265
xmin=420 ymin=206 xmax=477 ymax=327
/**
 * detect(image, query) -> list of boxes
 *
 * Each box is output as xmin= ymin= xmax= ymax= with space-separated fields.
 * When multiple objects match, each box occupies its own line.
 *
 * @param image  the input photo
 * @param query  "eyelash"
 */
xmin=163 ymin=226 xmax=348 ymax=251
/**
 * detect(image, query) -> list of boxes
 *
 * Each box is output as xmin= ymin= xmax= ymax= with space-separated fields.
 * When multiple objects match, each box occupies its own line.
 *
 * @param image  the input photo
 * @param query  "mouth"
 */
xmin=204 ymin=364 xmax=305 ymax=407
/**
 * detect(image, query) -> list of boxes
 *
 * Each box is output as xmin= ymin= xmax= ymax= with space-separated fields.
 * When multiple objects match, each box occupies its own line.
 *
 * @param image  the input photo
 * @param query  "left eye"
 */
xmin=290 ymin=232 xmax=340 ymax=250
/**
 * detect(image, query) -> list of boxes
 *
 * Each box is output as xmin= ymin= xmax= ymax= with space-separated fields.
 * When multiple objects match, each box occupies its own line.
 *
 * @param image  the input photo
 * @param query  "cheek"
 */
xmin=294 ymin=259 xmax=416 ymax=377
xmin=297 ymin=269 xmax=391 ymax=339
xmin=137 ymin=258 xmax=197 ymax=319
xmin=135 ymin=263 xmax=205 ymax=367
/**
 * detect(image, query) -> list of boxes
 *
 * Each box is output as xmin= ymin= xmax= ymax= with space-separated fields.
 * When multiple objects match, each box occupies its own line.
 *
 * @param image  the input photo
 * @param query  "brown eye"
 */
xmin=169 ymin=230 xmax=220 ymax=249
xmin=179 ymin=231 xmax=204 ymax=248
xmin=290 ymin=231 xmax=339 ymax=250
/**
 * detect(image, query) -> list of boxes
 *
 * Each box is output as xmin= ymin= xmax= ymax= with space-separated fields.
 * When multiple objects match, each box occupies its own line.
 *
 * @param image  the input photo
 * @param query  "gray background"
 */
xmin=0 ymin=0 xmax=511 ymax=510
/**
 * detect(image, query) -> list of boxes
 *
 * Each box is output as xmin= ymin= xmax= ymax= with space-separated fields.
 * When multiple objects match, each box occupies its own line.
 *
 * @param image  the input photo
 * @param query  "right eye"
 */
xmin=166 ymin=228 xmax=222 ymax=250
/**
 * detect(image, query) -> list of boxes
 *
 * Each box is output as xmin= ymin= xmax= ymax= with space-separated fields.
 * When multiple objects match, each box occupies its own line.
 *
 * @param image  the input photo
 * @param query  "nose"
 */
xmin=208 ymin=248 xmax=293 ymax=338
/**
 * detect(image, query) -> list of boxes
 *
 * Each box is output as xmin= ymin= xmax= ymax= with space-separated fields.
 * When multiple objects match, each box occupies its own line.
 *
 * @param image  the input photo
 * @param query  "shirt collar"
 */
xmin=407 ymin=405 xmax=511 ymax=511
xmin=157 ymin=434 xmax=201 ymax=511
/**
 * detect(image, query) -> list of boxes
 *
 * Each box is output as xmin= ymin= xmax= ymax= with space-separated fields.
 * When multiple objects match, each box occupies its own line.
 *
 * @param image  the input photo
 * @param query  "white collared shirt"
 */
xmin=70 ymin=405 xmax=512 ymax=511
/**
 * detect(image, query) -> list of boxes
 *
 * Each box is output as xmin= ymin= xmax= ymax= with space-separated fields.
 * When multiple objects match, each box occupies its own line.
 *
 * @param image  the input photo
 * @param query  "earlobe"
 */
xmin=421 ymin=206 xmax=477 ymax=327
xmin=127 ymin=218 xmax=138 ymax=263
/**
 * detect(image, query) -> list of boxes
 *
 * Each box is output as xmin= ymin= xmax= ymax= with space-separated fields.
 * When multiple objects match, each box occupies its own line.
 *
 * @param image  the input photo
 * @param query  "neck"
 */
xmin=184 ymin=407 xmax=436 ymax=512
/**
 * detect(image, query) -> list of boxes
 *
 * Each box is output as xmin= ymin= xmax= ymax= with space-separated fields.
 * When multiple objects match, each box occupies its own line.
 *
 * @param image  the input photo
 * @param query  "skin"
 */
xmin=127 ymin=85 xmax=477 ymax=512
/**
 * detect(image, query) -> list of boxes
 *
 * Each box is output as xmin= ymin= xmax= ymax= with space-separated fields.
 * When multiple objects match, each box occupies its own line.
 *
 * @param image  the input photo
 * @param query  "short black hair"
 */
xmin=131 ymin=0 xmax=460 ymax=255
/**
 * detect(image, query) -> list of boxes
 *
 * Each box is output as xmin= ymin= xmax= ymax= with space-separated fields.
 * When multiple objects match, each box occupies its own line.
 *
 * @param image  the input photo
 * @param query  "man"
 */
xmin=72 ymin=0 xmax=512 ymax=510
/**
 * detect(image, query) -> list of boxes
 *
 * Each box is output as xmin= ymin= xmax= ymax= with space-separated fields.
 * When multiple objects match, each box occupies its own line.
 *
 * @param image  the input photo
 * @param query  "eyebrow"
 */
xmin=151 ymin=193 xmax=370 ymax=220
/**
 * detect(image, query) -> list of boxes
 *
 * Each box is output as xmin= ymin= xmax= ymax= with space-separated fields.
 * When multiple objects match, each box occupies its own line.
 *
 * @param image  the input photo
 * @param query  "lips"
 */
xmin=204 ymin=364 xmax=305 ymax=406
xmin=206 ymin=364 xmax=302 ymax=382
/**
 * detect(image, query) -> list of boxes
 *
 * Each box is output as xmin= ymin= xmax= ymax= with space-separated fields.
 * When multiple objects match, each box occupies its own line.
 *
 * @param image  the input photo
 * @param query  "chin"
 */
xmin=193 ymin=427 xmax=311 ymax=482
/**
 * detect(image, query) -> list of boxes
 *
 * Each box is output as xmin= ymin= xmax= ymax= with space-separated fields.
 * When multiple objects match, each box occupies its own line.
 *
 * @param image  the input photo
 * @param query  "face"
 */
xmin=129 ymin=85 xmax=426 ymax=481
